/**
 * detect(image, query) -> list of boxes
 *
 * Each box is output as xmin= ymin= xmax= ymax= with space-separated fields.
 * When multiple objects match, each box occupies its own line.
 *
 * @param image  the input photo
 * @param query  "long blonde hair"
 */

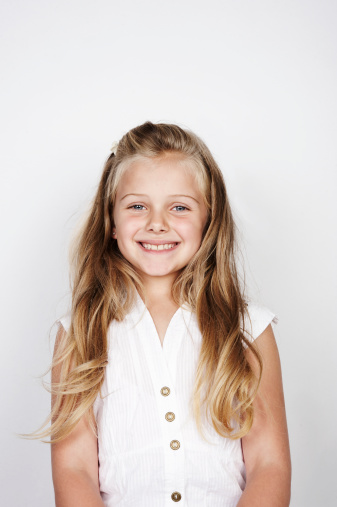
xmin=35 ymin=121 xmax=261 ymax=442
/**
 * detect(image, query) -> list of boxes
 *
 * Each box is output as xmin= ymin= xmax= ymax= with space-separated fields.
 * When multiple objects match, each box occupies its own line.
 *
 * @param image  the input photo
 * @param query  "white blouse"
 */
xmin=59 ymin=293 xmax=278 ymax=507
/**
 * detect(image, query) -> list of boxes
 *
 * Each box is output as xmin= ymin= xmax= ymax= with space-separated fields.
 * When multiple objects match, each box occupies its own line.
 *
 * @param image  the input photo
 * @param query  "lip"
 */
xmin=137 ymin=241 xmax=180 ymax=253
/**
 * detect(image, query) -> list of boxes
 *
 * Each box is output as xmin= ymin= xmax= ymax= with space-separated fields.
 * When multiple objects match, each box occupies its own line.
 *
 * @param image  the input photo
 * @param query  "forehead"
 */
xmin=116 ymin=154 xmax=202 ymax=195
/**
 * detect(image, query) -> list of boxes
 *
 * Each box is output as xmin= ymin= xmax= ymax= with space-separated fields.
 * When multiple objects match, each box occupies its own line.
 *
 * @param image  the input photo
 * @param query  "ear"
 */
xmin=112 ymin=227 xmax=117 ymax=238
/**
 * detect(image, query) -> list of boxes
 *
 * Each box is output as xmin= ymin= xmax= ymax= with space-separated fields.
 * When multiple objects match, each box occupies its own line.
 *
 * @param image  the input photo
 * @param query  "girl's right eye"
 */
xmin=128 ymin=204 xmax=145 ymax=210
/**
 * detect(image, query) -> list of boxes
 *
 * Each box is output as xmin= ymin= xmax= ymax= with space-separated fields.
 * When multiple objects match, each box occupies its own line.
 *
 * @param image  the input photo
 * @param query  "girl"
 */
xmin=44 ymin=122 xmax=291 ymax=506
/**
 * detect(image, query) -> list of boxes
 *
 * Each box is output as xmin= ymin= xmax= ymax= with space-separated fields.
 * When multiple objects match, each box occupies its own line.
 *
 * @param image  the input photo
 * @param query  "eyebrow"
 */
xmin=120 ymin=193 xmax=200 ymax=203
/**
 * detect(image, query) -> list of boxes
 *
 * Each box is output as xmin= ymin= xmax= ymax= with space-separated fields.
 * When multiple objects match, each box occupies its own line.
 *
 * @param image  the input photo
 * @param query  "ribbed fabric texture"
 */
xmin=59 ymin=294 xmax=278 ymax=507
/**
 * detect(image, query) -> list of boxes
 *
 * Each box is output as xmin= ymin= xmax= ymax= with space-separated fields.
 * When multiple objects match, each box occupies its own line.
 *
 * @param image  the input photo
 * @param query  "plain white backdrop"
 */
xmin=1 ymin=1 xmax=336 ymax=505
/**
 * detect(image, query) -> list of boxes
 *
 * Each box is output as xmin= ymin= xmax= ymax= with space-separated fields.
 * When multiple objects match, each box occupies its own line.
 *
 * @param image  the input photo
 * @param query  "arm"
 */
xmin=237 ymin=324 xmax=291 ymax=507
xmin=51 ymin=325 xmax=104 ymax=507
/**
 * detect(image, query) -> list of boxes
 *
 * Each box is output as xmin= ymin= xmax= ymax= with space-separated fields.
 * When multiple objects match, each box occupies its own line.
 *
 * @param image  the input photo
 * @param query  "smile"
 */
xmin=138 ymin=242 xmax=179 ymax=252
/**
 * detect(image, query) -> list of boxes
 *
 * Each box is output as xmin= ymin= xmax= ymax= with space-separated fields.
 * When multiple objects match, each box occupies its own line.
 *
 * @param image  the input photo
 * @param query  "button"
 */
xmin=170 ymin=439 xmax=180 ymax=450
xmin=171 ymin=491 xmax=182 ymax=502
xmin=160 ymin=386 xmax=170 ymax=396
xmin=165 ymin=412 xmax=175 ymax=422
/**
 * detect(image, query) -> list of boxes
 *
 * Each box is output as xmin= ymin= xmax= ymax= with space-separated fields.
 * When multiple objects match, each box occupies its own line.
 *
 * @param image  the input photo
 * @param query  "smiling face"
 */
xmin=112 ymin=153 xmax=209 ymax=289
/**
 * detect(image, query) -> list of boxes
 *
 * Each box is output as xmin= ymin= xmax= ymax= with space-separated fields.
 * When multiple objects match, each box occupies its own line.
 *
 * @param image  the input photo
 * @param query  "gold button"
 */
xmin=171 ymin=491 xmax=182 ymax=502
xmin=170 ymin=439 xmax=180 ymax=450
xmin=165 ymin=412 xmax=175 ymax=422
xmin=160 ymin=386 xmax=170 ymax=396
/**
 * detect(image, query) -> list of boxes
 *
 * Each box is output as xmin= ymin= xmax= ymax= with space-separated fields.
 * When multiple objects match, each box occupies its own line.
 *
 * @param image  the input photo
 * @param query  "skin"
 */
xmin=51 ymin=327 xmax=104 ymax=507
xmin=238 ymin=324 xmax=291 ymax=506
xmin=51 ymin=153 xmax=291 ymax=505
xmin=112 ymin=153 xmax=209 ymax=301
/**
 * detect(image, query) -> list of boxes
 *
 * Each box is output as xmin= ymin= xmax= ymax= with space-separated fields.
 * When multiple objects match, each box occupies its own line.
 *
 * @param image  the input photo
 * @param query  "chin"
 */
xmin=143 ymin=270 xmax=173 ymax=277
xmin=138 ymin=265 xmax=179 ymax=277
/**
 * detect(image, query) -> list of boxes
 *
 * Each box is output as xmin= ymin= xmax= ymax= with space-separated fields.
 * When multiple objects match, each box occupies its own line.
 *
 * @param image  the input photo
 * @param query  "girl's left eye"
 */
xmin=173 ymin=206 xmax=188 ymax=211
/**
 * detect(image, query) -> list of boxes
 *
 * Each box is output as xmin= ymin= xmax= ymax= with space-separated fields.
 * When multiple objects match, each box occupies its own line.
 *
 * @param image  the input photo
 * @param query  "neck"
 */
xmin=138 ymin=274 xmax=177 ymax=304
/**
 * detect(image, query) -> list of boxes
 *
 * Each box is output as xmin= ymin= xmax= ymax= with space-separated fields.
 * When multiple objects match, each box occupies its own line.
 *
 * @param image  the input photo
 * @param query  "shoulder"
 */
xmin=57 ymin=313 xmax=72 ymax=333
xmin=242 ymin=301 xmax=279 ymax=343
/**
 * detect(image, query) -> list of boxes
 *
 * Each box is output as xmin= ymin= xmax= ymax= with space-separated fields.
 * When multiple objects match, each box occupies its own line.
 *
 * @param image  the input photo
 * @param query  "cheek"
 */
xmin=116 ymin=216 xmax=144 ymax=243
xmin=178 ymin=220 xmax=204 ymax=243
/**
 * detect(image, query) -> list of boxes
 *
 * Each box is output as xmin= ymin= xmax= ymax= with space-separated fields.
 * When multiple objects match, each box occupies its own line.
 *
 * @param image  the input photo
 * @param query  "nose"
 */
xmin=146 ymin=209 xmax=169 ymax=233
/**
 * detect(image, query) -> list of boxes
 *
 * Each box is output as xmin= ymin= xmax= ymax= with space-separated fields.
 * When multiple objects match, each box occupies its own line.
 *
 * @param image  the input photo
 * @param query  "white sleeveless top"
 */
xmin=59 ymin=293 xmax=278 ymax=507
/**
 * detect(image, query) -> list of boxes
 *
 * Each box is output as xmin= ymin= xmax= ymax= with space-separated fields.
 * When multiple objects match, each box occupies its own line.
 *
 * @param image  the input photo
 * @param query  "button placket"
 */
xmin=160 ymin=387 xmax=180 ymax=450
xmin=137 ymin=307 xmax=185 ymax=506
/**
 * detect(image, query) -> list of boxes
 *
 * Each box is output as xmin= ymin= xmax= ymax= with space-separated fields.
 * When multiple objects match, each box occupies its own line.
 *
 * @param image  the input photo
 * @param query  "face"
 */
xmin=112 ymin=153 xmax=208 ymax=287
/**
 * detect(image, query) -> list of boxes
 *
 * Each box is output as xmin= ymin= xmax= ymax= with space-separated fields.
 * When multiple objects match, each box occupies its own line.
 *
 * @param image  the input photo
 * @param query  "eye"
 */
xmin=173 ymin=205 xmax=188 ymax=212
xmin=128 ymin=204 xmax=146 ymax=210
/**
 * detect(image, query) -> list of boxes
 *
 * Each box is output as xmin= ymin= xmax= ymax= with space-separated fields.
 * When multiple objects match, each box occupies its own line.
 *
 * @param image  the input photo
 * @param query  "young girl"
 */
xmin=45 ymin=122 xmax=291 ymax=506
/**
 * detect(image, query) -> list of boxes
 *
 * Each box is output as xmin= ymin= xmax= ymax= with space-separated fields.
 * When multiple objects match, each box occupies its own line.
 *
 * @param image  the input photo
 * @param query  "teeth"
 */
xmin=142 ymin=242 xmax=177 ymax=251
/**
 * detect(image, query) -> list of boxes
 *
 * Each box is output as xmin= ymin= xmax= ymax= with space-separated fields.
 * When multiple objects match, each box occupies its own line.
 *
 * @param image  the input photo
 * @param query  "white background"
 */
xmin=1 ymin=1 xmax=336 ymax=505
